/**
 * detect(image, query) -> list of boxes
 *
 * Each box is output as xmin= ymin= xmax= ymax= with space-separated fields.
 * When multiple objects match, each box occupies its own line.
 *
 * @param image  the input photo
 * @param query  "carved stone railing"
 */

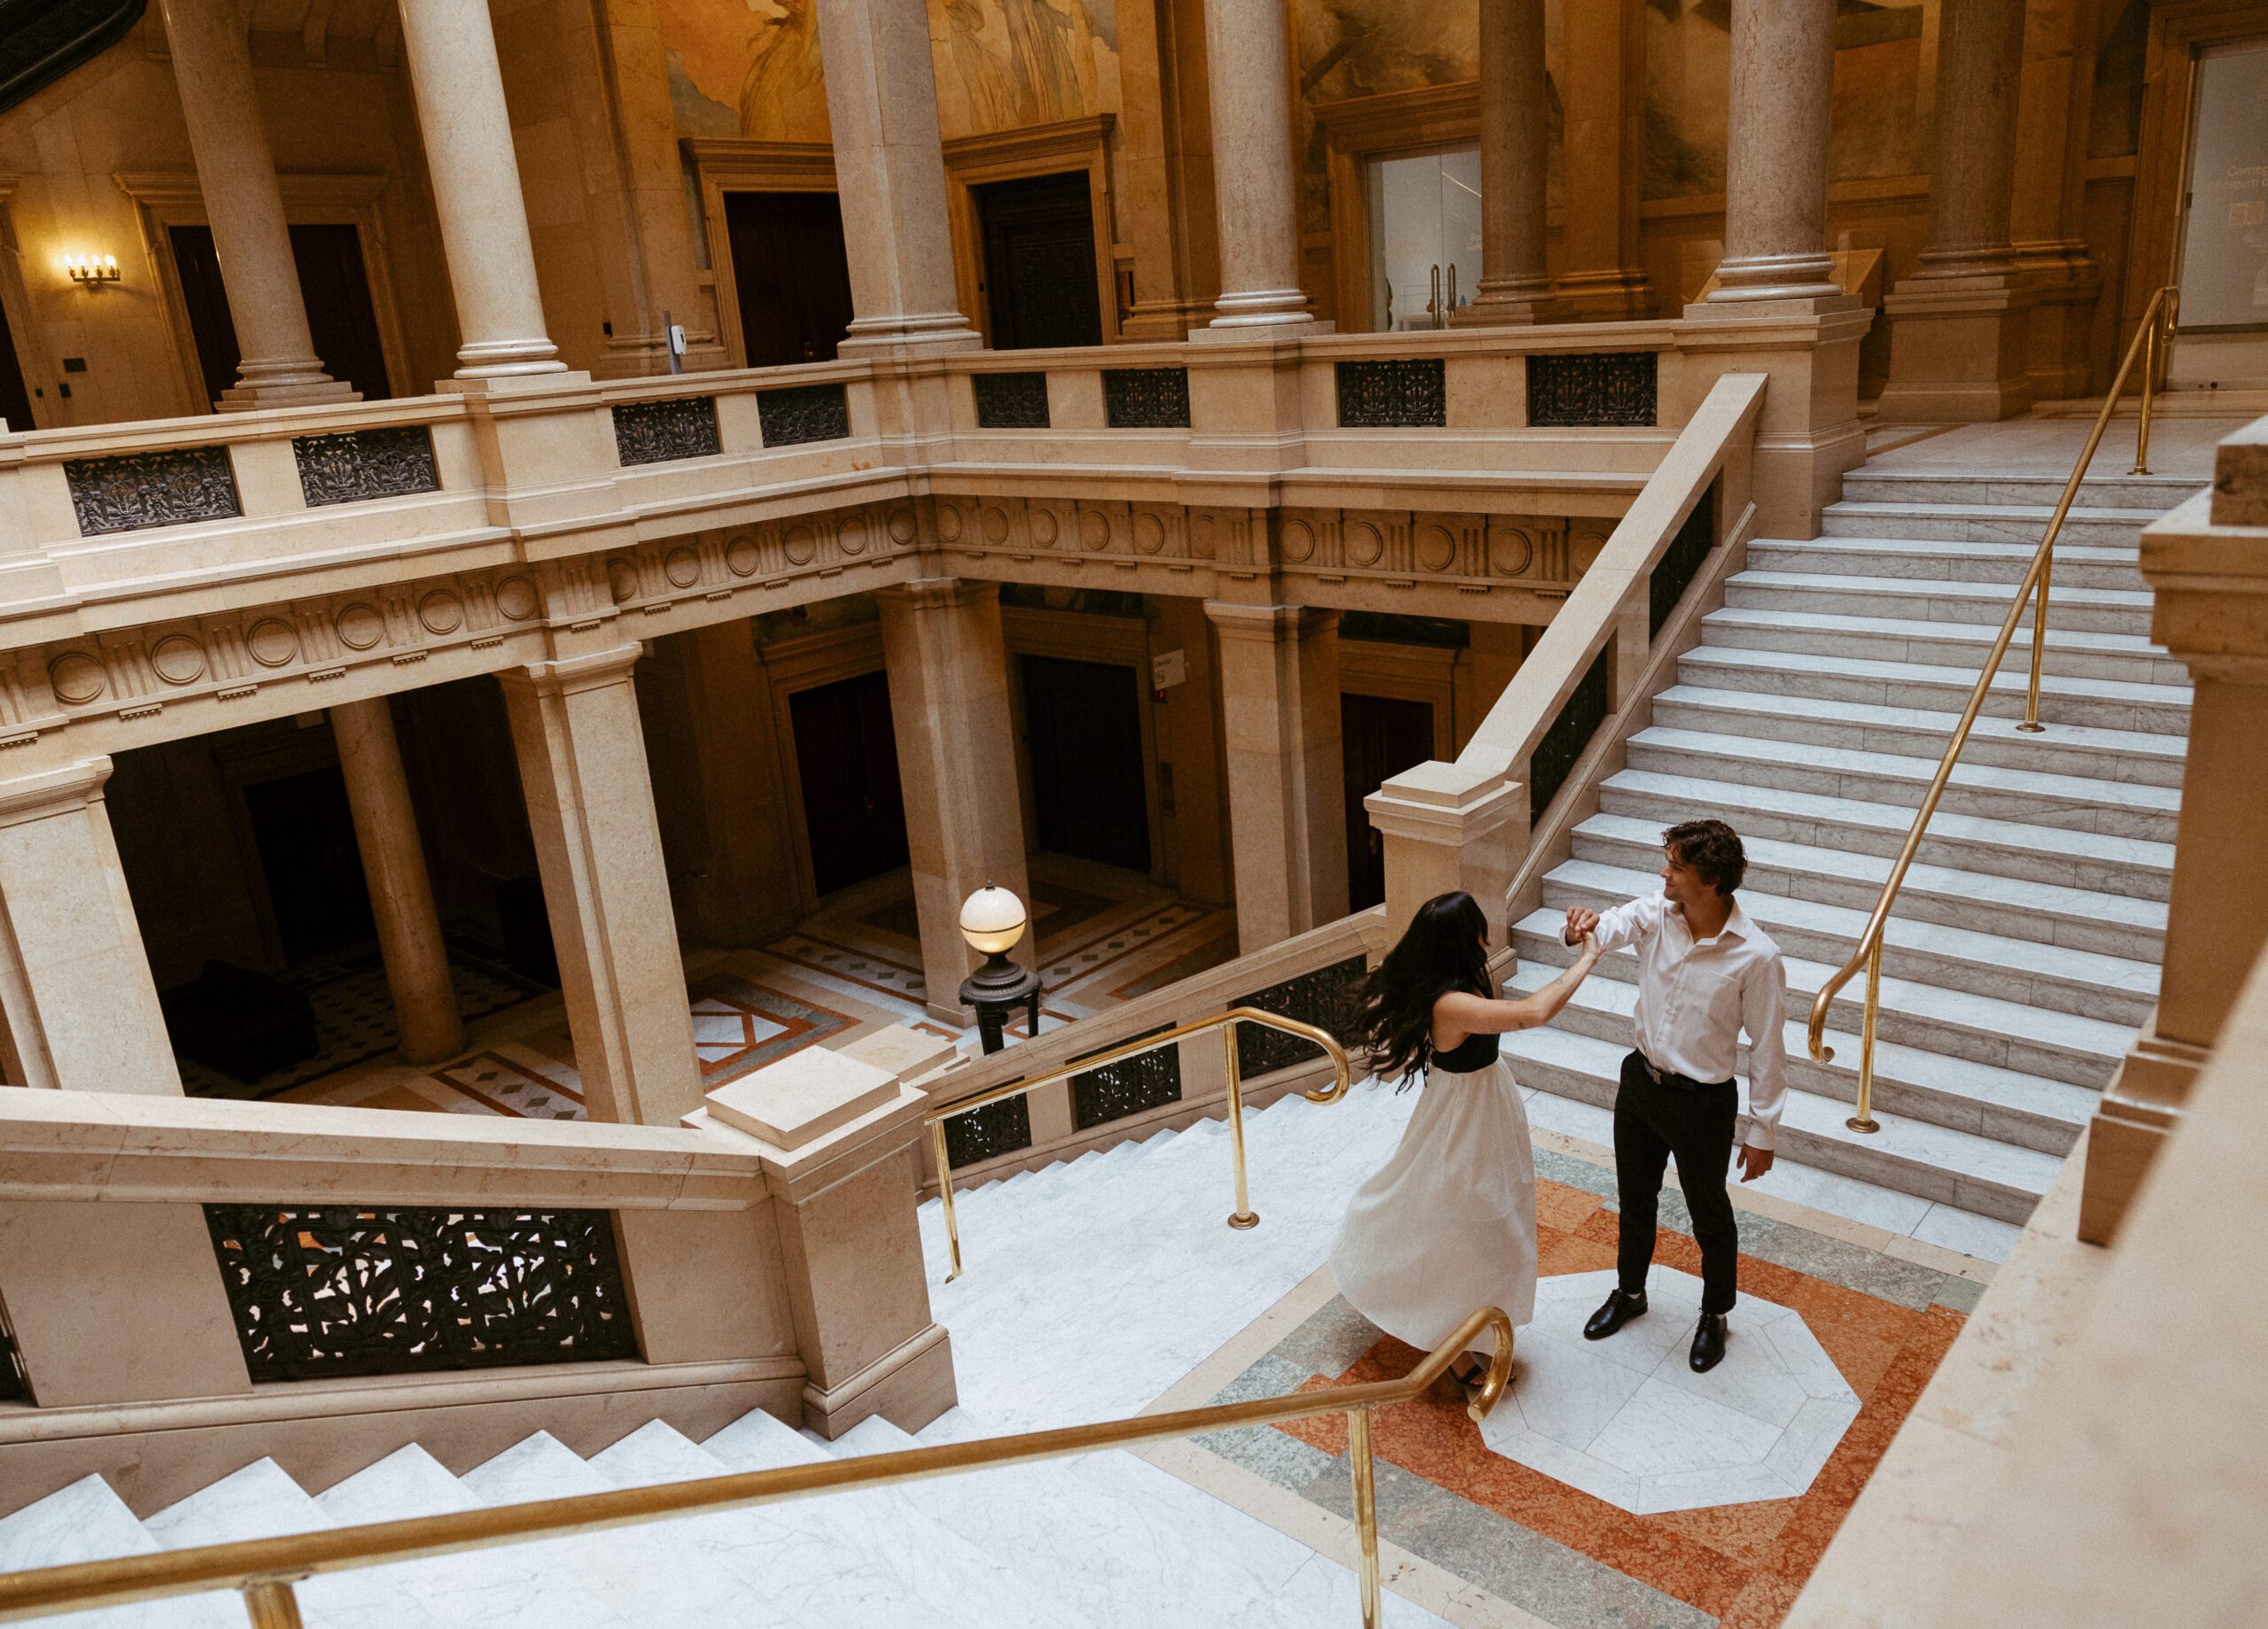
xmin=1363 ymin=370 xmax=1770 ymax=945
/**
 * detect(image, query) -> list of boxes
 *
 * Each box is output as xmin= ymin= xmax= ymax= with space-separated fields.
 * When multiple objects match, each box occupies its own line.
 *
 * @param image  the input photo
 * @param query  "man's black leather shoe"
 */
xmin=1689 ymin=1313 xmax=1728 ymax=1373
xmin=1583 ymin=1289 xmax=1647 ymax=1341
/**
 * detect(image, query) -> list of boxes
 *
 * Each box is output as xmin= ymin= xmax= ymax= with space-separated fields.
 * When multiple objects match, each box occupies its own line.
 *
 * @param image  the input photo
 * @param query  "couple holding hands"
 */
xmin=1328 ymin=818 xmax=1790 ymax=1384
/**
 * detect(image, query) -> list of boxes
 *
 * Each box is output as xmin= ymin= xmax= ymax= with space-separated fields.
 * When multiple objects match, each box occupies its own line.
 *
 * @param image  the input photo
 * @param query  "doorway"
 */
xmin=1021 ymin=654 xmax=1149 ymax=871
xmin=2168 ymin=36 xmax=2268 ymax=390
xmin=242 ymin=765 xmax=377 ymax=966
xmin=1363 ymin=145 xmax=1482 ymax=332
xmin=975 ymin=171 xmax=1104 ymax=350
xmin=168 ymin=222 xmax=392 ymax=408
xmin=1340 ymin=693 xmax=1435 ymax=911
xmin=788 ymin=669 xmax=911 ymax=896
xmin=723 ymin=190 xmax=856 ymax=367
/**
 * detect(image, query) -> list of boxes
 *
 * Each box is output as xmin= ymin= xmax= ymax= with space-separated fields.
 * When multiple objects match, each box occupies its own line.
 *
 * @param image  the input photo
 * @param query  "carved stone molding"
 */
xmin=294 ymin=426 xmax=441 ymax=508
xmin=65 ymin=446 xmax=240 ymax=536
xmin=1526 ymin=352 xmax=1658 ymax=428
xmin=612 ymin=395 xmax=722 ymax=466
xmin=757 ymin=383 xmax=850 ymax=447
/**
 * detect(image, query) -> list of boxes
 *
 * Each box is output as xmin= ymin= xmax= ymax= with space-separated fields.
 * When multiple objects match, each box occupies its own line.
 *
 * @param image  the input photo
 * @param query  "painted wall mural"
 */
xmin=659 ymin=0 xmax=1121 ymax=144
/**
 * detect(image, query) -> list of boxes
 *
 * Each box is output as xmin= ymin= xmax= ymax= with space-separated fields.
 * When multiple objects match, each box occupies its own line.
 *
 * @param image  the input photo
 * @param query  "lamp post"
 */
xmin=958 ymin=883 xmax=1042 ymax=1055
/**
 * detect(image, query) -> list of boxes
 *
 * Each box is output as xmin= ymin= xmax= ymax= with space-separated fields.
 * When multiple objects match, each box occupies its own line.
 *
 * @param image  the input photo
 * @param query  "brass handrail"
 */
xmin=1807 ymin=285 xmax=2181 ymax=1132
xmin=0 ymin=1308 xmax=1515 ymax=1629
xmin=926 ymin=1005 xmax=1354 ymax=1280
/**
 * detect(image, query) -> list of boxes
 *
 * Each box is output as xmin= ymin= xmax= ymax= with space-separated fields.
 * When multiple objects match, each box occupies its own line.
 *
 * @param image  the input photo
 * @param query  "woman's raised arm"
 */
xmin=1434 ymin=935 xmax=1604 ymax=1037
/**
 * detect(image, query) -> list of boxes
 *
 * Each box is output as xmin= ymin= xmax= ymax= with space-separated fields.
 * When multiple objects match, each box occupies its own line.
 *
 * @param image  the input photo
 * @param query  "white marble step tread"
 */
xmin=1836 ymin=472 xmax=2200 ymax=509
xmin=1674 ymin=640 xmax=2189 ymax=713
xmin=0 ymin=1476 xmax=239 ymax=1629
xmin=1727 ymin=568 xmax=2153 ymax=620
xmin=593 ymin=1417 xmax=1070 ymax=1629
xmin=1743 ymin=535 xmax=2146 ymax=589
xmin=1700 ymin=606 xmax=2180 ymax=681
xmin=1822 ymin=498 xmax=2160 ymax=527
xmin=833 ymin=1416 xmax=1454 ymax=1629
xmin=1543 ymin=856 xmax=2159 ymax=1004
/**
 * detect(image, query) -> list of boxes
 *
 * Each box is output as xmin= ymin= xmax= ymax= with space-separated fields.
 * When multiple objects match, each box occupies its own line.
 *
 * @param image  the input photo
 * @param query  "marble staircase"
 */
xmin=1501 ymin=464 xmax=2194 ymax=1228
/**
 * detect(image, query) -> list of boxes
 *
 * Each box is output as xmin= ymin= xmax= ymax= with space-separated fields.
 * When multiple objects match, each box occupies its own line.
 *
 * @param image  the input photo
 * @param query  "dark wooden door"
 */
xmin=169 ymin=222 xmax=392 ymax=407
xmin=243 ymin=766 xmax=376 ymax=966
xmin=789 ymin=670 xmax=910 ymax=896
xmin=1341 ymin=693 xmax=1435 ymax=912
xmin=724 ymin=190 xmax=856 ymax=367
xmin=0 ymin=288 xmax=34 ymax=431
xmin=1021 ymin=655 xmax=1149 ymax=872
xmin=976 ymin=171 xmax=1103 ymax=350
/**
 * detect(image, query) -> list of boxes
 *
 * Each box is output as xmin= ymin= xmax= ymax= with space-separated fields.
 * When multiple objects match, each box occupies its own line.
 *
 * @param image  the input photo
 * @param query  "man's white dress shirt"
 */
xmin=1590 ymin=891 xmax=1789 ymax=1151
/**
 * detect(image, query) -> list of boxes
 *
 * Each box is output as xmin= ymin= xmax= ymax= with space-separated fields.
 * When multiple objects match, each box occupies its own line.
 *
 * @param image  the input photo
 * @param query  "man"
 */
xmin=1560 ymin=818 xmax=1787 ymax=1374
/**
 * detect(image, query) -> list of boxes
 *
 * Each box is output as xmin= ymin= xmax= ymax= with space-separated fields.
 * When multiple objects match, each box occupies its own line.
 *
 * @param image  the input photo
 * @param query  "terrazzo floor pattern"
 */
xmin=904 ymin=1078 xmax=1995 ymax=1628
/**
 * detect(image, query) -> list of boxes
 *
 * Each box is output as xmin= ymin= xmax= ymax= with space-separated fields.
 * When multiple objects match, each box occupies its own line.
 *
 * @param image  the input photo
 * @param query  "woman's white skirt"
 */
xmin=1328 ymin=1056 xmax=1538 ymax=1347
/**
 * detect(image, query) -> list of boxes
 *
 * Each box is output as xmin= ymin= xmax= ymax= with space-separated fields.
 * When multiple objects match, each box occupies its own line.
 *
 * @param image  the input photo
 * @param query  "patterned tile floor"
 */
xmin=276 ymin=856 xmax=1238 ymax=1118
xmin=1183 ymin=1143 xmax=1982 ymax=1629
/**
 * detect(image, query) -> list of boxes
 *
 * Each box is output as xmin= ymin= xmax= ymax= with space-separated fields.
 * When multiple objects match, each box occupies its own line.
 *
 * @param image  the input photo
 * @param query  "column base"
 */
xmin=800 ymin=1322 xmax=957 ymax=1439
xmin=594 ymin=332 xmax=734 ymax=380
xmin=1550 ymin=268 xmax=1652 ymax=323
xmin=214 ymin=377 xmax=361 ymax=410
xmin=1449 ymin=286 xmax=1557 ymax=328
xmin=1120 ymin=299 xmax=1213 ymax=343
xmin=839 ymin=313 xmax=983 ymax=355
xmin=1875 ymin=275 xmax=2036 ymax=423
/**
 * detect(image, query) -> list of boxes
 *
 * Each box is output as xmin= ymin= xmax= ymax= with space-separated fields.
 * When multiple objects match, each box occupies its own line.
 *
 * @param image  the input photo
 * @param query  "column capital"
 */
xmin=0 ymin=757 xmax=113 ymax=827
xmin=874 ymin=577 xmax=998 ymax=614
xmin=1201 ymin=601 xmax=1336 ymax=641
xmin=498 ymin=643 xmax=647 ymax=698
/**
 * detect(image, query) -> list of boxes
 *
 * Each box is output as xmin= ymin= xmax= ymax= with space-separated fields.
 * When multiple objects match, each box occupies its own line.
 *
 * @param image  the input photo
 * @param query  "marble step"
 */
xmin=1673 ymin=641 xmax=2190 ymax=738
xmin=1538 ymin=857 xmax=2156 ymax=1027
xmin=1567 ymin=811 xmax=2168 ymax=964
xmin=1744 ymin=534 xmax=2148 ymax=593
xmin=1837 ymin=470 xmax=2202 ymax=511
xmin=1622 ymin=725 xmax=2182 ymax=845
xmin=1501 ymin=958 xmax=2095 ymax=1155
xmin=1722 ymin=570 xmax=2154 ymax=638
xmin=1597 ymin=767 xmax=2173 ymax=903
xmin=1646 ymin=684 xmax=2186 ymax=788
xmin=0 ymin=1474 xmax=241 ymax=1629
xmin=1495 ymin=1020 xmax=2062 ymax=1222
xmin=597 ymin=1416 xmax=1068 ymax=1629
xmin=829 ymin=1416 xmax=1451 ymax=1629
xmin=1511 ymin=908 xmax=2129 ymax=1090
xmin=1698 ymin=605 xmax=2188 ymax=688
xmin=1821 ymin=499 xmax=2154 ymax=547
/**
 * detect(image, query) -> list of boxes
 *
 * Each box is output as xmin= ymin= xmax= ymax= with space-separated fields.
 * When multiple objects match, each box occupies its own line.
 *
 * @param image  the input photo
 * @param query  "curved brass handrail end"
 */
xmin=1467 ymin=1310 xmax=1518 ymax=1425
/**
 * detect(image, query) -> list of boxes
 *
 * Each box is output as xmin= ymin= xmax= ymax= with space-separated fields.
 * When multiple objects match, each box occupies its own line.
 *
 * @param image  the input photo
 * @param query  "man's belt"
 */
xmin=1634 ymin=1050 xmax=1733 ymax=1091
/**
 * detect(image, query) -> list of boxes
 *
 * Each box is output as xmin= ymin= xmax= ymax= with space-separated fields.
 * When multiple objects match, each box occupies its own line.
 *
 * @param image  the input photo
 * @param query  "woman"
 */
xmin=1329 ymin=890 xmax=1604 ymax=1392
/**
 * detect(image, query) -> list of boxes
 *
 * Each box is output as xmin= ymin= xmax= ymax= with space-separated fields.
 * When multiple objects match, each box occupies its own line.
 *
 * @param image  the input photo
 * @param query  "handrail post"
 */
xmin=240 ymin=1578 xmax=307 ymax=1629
xmin=2132 ymin=301 xmax=2161 ymax=477
xmin=2017 ymin=545 xmax=2052 ymax=733
xmin=1349 ymin=1405 xmax=1382 ymax=1629
xmin=1848 ymin=941 xmax=1883 ymax=1135
xmin=931 ymin=1118 xmax=964 ymax=1281
xmin=1223 ymin=1021 xmax=1259 ymax=1230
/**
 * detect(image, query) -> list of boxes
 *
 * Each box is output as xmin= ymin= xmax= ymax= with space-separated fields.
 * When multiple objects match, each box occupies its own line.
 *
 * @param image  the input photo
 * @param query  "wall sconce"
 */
xmin=62 ymin=254 xmax=119 ymax=285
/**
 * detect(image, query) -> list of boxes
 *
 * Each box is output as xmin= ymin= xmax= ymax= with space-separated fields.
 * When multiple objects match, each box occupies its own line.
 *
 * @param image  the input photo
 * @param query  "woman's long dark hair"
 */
xmin=1351 ymin=891 xmax=1490 ymax=1089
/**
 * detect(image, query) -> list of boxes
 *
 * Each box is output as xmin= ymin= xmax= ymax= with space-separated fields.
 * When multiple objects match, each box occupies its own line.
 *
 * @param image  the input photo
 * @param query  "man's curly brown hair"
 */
xmin=1663 ymin=818 xmax=1746 ymax=897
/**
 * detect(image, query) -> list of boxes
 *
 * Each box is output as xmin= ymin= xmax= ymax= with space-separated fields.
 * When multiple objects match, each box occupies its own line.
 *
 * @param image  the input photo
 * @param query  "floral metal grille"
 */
xmin=1102 ymin=367 xmax=1191 ymax=429
xmin=942 ymin=1096 xmax=1033 ymax=1169
xmin=1529 ymin=648 xmax=1610 ymax=822
xmin=1234 ymin=955 xmax=1365 ymax=1079
xmin=1649 ymin=484 xmax=1717 ymax=637
xmin=1526 ymin=352 xmax=1658 ymax=427
xmin=1070 ymin=1024 xmax=1182 ymax=1130
xmin=66 ymin=446 xmax=241 ymax=536
xmin=0 ymin=1296 xmax=27 ymax=1403
xmin=293 ymin=426 xmax=440 ymax=508
xmin=203 ymin=1204 xmax=639 ymax=1383
xmin=1335 ymin=359 xmax=1446 ymax=428
xmin=757 ymin=383 xmax=850 ymax=447
xmin=612 ymin=395 xmax=721 ymax=466
xmin=973 ymin=370 xmax=1050 ymax=429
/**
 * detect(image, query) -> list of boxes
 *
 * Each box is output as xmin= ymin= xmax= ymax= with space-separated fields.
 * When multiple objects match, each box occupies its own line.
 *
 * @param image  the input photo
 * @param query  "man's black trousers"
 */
xmin=1612 ymin=1048 xmax=1740 ymax=1315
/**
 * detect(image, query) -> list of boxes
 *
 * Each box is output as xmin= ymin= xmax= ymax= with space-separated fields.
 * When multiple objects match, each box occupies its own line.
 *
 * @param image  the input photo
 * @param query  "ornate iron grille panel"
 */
xmin=1103 ymin=367 xmax=1191 ymax=429
xmin=942 ymin=1096 xmax=1034 ymax=1169
xmin=1070 ymin=1024 xmax=1182 ymax=1130
xmin=612 ymin=395 xmax=722 ymax=465
xmin=973 ymin=370 xmax=1050 ymax=429
xmin=1526 ymin=352 xmax=1658 ymax=427
xmin=1234 ymin=955 xmax=1365 ymax=1079
xmin=0 ymin=1298 xmax=27 ymax=1403
xmin=1649 ymin=484 xmax=1718 ymax=637
xmin=1529 ymin=648 xmax=1610 ymax=822
xmin=757 ymin=383 xmax=850 ymax=447
xmin=66 ymin=446 xmax=240 ymax=536
xmin=203 ymin=1204 xmax=639 ymax=1383
xmin=1335 ymin=359 xmax=1446 ymax=428
xmin=293 ymin=426 xmax=440 ymax=508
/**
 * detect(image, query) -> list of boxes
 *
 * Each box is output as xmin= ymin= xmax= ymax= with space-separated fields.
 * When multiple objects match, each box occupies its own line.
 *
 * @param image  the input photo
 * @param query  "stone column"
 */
xmin=330 ymin=698 xmax=464 ymax=1066
xmin=1197 ymin=0 xmax=1312 ymax=332
xmin=0 ymin=761 xmax=181 ymax=1096
xmin=1877 ymin=0 xmax=2034 ymax=420
xmin=395 ymin=0 xmax=571 ymax=382
xmin=811 ymin=0 xmax=976 ymax=352
xmin=1456 ymin=0 xmax=1552 ymax=326
xmin=498 ymin=647 xmax=700 ymax=1126
xmin=874 ymin=580 xmax=1032 ymax=1026
xmin=1204 ymin=602 xmax=1346 ymax=950
xmin=1705 ymin=0 xmax=1843 ymax=305
xmin=159 ymin=0 xmax=353 ymax=409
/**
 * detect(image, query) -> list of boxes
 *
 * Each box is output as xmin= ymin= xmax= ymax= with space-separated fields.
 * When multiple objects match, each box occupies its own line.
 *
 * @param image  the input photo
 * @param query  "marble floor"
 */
xmin=1858 ymin=410 xmax=2243 ymax=476
xmin=273 ymin=854 xmax=1238 ymax=1118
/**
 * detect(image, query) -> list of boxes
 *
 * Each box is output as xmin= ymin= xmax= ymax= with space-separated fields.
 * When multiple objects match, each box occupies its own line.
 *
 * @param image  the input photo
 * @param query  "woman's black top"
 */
xmin=1429 ymin=980 xmax=1499 ymax=1074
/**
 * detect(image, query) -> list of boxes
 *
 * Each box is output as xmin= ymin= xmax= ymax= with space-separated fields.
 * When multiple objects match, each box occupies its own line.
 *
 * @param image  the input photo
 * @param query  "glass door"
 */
xmin=2168 ymin=36 xmax=2268 ymax=389
xmin=1363 ymin=145 xmax=1483 ymax=332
